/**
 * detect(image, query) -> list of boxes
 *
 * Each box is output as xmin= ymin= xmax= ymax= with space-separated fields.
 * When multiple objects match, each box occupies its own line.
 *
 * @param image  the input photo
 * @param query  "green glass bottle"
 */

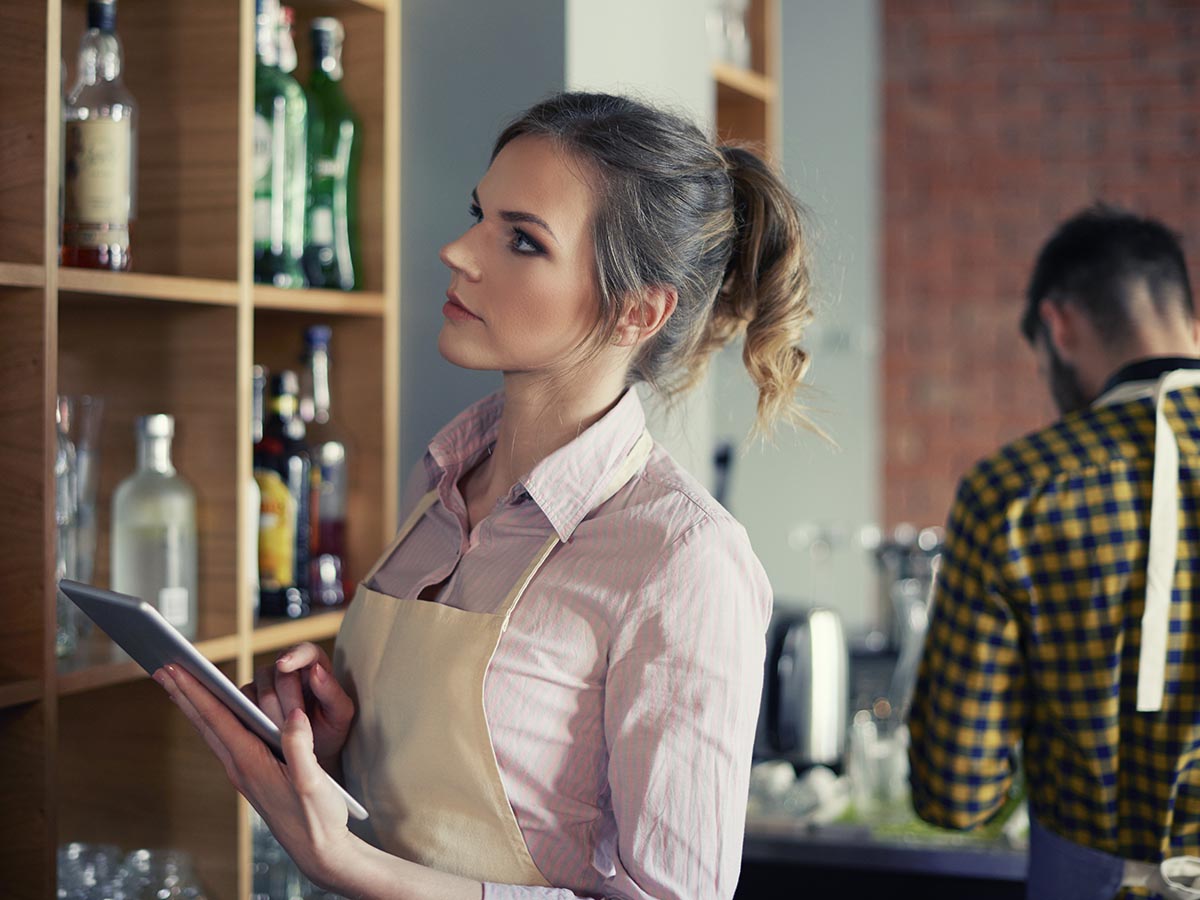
xmin=253 ymin=0 xmax=307 ymax=288
xmin=303 ymin=18 xmax=362 ymax=291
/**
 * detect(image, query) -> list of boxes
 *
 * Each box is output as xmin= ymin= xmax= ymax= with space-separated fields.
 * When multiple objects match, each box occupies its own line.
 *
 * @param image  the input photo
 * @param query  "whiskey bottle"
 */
xmin=253 ymin=0 xmax=307 ymax=288
xmin=254 ymin=371 xmax=312 ymax=618
xmin=111 ymin=415 xmax=199 ymax=639
xmin=63 ymin=0 xmax=137 ymax=271
xmin=299 ymin=326 xmax=349 ymax=606
xmin=303 ymin=18 xmax=362 ymax=291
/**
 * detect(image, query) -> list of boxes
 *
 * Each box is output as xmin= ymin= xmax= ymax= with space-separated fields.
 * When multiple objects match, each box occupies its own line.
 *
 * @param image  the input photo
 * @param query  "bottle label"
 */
xmin=252 ymin=113 xmax=273 ymax=183
xmin=64 ymin=118 xmax=132 ymax=235
xmin=254 ymin=197 xmax=272 ymax=243
xmin=158 ymin=586 xmax=190 ymax=629
xmin=256 ymin=468 xmax=296 ymax=589
xmin=309 ymin=205 xmax=334 ymax=246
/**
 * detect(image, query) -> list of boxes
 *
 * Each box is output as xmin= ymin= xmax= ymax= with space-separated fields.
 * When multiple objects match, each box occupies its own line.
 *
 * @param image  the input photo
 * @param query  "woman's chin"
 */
xmin=437 ymin=329 xmax=491 ymax=371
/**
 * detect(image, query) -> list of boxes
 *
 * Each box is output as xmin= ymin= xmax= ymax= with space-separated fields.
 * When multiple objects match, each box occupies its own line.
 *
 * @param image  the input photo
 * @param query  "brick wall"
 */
xmin=883 ymin=0 xmax=1200 ymax=530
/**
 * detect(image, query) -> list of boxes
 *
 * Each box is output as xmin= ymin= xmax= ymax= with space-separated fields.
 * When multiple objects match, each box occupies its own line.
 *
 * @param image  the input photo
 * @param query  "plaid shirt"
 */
xmin=908 ymin=357 xmax=1200 ymax=867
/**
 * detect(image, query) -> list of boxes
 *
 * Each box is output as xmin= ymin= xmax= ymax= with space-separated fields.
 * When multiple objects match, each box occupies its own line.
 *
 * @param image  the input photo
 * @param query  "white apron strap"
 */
xmin=1095 ymin=370 xmax=1200 ymax=711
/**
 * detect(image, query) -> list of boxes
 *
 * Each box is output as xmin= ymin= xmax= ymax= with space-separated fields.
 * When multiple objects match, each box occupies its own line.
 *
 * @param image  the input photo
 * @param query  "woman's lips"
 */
xmin=443 ymin=292 xmax=482 ymax=322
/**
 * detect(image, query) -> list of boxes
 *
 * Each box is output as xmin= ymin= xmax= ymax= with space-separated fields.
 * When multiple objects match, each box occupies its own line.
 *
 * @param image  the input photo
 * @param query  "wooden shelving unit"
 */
xmin=0 ymin=0 xmax=399 ymax=896
xmin=713 ymin=0 xmax=780 ymax=157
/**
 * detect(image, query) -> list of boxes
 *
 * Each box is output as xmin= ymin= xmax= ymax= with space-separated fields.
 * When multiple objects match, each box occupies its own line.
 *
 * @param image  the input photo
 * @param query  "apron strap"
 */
xmin=1093 ymin=370 xmax=1200 ymax=712
xmin=494 ymin=429 xmax=654 ymax=626
xmin=363 ymin=490 xmax=440 ymax=584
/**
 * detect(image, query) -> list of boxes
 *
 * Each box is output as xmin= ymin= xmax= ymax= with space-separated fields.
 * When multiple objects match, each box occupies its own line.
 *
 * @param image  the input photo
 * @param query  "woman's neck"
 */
xmin=478 ymin=368 xmax=628 ymax=499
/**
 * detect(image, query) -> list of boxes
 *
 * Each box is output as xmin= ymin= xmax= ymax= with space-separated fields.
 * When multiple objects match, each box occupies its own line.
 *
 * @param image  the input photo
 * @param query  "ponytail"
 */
xmin=710 ymin=145 xmax=815 ymax=437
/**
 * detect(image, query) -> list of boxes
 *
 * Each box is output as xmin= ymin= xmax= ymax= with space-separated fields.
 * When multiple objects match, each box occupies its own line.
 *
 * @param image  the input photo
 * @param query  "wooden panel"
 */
xmin=61 ymin=0 xmax=241 ymax=280
xmin=0 ymin=263 xmax=46 ymax=288
xmin=0 ymin=3 xmax=46 ymax=266
xmin=0 ymin=289 xmax=48 ymax=685
xmin=58 ymin=632 xmax=241 ymax=696
xmin=59 ymin=269 xmax=240 ymax=305
xmin=0 ymin=703 xmax=53 ymax=898
xmin=254 ymin=284 xmax=385 ymax=316
xmin=58 ymin=675 xmax=240 ymax=898
xmin=251 ymin=608 xmax=344 ymax=654
xmin=57 ymin=295 xmax=240 ymax=641
xmin=253 ymin=310 xmax=385 ymax=590
xmin=287 ymin=2 xmax=387 ymax=292
xmin=716 ymin=85 xmax=771 ymax=154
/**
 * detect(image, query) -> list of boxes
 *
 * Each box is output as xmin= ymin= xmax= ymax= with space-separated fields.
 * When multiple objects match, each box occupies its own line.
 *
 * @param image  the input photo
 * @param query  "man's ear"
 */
xmin=612 ymin=285 xmax=678 ymax=348
xmin=1039 ymin=296 xmax=1075 ymax=358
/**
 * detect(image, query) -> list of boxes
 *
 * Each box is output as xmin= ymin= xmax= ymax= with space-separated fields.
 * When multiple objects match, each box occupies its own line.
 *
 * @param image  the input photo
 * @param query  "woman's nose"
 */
xmin=439 ymin=233 xmax=481 ymax=281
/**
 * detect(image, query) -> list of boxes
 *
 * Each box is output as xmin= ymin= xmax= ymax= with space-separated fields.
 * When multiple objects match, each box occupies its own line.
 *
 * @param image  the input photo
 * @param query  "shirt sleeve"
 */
xmin=907 ymin=473 xmax=1027 ymax=830
xmin=483 ymin=515 xmax=772 ymax=900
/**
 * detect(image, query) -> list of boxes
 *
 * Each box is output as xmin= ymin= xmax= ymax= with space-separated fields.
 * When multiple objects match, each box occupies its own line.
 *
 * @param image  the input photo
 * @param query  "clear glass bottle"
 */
xmin=62 ymin=0 xmax=137 ymax=271
xmin=111 ymin=415 xmax=199 ymax=639
xmin=299 ymin=326 xmax=349 ymax=607
xmin=253 ymin=0 xmax=307 ymax=288
xmin=303 ymin=17 xmax=362 ymax=291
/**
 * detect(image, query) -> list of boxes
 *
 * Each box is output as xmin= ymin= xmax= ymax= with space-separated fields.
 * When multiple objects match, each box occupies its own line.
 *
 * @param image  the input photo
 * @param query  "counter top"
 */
xmin=743 ymin=820 xmax=1027 ymax=882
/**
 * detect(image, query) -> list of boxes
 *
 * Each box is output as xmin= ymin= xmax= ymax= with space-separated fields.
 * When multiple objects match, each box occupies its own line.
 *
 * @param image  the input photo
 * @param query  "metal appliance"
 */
xmin=754 ymin=604 xmax=849 ymax=770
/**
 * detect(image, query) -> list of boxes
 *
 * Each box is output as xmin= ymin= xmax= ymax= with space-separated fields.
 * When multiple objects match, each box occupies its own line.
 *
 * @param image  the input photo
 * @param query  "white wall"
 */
xmin=713 ymin=0 xmax=881 ymax=632
xmin=398 ymin=0 xmax=566 ymax=480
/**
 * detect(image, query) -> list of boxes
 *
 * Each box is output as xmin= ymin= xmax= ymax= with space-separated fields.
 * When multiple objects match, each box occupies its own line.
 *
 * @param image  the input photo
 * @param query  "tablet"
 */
xmin=59 ymin=579 xmax=369 ymax=821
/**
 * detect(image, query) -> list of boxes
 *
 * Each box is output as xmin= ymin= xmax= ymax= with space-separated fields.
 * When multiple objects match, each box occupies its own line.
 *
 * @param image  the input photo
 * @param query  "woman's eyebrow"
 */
xmin=473 ymin=187 xmax=560 ymax=245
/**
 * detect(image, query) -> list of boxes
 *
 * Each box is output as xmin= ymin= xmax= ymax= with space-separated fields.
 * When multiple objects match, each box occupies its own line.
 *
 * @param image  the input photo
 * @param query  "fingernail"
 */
xmin=152 ymin=671 xmax=168 ymax=686
xmin=278 ymin=652 xmax=293 ymax=665
xmin=311 ymin=665 xmax=325 ymax=682
xmin=288 ymin=708 xmax=305 ymax=723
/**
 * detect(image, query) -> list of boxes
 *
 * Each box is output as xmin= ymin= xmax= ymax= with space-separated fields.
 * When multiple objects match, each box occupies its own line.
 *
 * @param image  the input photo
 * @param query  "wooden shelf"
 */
xmin=58 ymin=268 xmax=240 ymax=305
xmin=0 ymin=262 xmax=45 ymax=288
xmin=0 ymin=678 xmax=41 ymax=709
xmin=57 ymin=631 xmax=241 ymax=697
xmin=713 ymin=62 xmax=776 ymax=103
xmin=254 ymin=285 xmax=386 ymax=316
xmin=251 ymin=609 xmax=346 ymax=654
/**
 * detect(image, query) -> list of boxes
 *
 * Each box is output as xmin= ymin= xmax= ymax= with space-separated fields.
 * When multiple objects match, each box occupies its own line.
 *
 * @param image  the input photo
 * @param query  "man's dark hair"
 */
xmin=1021 ymin=204 xmax=1193 ymax=345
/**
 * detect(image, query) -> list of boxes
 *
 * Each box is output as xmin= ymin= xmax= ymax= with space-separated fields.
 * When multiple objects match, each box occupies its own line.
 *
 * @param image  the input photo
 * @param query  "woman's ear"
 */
xmin=612 ymin=285 xmax=678 ymax=348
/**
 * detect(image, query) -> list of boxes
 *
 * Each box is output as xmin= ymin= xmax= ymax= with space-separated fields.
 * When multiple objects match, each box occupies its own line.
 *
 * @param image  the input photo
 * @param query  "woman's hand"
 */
xmin=242 ymin=642 xmax=355 ymax=778
xmin=153 ymin=663 xmax=362 ymax=893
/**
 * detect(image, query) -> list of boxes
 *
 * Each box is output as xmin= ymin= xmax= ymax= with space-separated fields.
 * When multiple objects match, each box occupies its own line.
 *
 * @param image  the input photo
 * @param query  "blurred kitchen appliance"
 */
xmin=863 ymin=524 xmax=942 ymax=723
xmin=754 ymin=605 xmax=849 ymax=770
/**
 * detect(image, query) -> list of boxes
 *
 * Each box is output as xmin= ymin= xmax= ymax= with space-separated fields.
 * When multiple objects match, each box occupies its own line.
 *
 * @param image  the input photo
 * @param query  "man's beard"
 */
xmin=1047 ymin=343 xmax=1091 ymax=414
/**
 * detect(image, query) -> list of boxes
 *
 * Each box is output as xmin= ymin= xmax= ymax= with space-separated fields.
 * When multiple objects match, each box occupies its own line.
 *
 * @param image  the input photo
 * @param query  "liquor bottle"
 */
xmin=62 ymin=0 xmax=137 ymax=271
xmin=254 ymin=371 xmax=312 ymax=618
xmin=253 ymin=0 xmax=307 ymax=288
xmin=303 ymin=18 xmax=362 ymax=291
xmin=299 ymin=326 xmax=349 ymax=607
xmin=111 ymin=415 xmax=199 ymax=639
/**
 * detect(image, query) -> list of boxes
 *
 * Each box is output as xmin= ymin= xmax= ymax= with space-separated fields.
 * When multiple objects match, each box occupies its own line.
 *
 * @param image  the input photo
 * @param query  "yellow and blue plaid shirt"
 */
xmin=909 ymin=357 xmax=1200 ymax=865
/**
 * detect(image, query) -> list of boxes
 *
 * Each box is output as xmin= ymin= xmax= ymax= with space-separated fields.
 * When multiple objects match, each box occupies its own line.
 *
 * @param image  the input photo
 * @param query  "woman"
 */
xmin=155 ymin=91 xmax=815 ymax=899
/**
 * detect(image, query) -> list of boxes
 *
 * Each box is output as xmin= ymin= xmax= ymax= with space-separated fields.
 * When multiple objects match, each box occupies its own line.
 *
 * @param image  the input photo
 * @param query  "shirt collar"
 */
xmin=1100 ymin=356 xmax=1200 ymax=396
xmin=523 ymin=388 xmax=648 ymax=542
xmin=423 ymin=388 xmax=649 ymax=542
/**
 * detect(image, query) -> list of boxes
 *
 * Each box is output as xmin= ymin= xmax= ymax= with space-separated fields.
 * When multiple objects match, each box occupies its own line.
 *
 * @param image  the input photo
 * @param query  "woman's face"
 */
xmin=438 ymin=135 xmax=600 ymax=375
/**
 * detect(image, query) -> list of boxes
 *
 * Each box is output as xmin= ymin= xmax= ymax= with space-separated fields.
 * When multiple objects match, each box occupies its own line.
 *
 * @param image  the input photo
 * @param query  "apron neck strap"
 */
xmin=494 ymin=428 xmax=654 ymax=626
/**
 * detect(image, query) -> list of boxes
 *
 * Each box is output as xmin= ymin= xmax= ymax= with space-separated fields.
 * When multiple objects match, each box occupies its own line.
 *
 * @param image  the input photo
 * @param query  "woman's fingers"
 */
xmin=154 ymin=667 xmax=238 ymax=781
xmin=275 ymin=641 xmax=330 ymax=675
xmin=281 ymin=707 xmax=326 ymax=795
xmin=255 ymin=661 xmax=286 ymax=727
xmin=308 ymin=663 xmax=355 ymax=731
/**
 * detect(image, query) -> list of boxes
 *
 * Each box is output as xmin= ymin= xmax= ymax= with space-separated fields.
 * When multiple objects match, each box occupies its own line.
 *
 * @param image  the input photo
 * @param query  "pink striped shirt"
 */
xmin=370 ymin=388 xmax=772 ymax=899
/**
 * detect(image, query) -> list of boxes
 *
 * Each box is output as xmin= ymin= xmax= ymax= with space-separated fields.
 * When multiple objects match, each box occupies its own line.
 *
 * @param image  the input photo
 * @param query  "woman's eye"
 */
xmin=511 ymin=229 xmax=543 ymax=255
xmin=468 ymin=203 xmax=483 ymax=223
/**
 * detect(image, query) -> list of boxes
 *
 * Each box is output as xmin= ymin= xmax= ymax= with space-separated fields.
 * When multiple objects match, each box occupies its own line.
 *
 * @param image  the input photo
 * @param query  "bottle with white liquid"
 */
xmin=111 ymin=414 xmax=199 ymax=638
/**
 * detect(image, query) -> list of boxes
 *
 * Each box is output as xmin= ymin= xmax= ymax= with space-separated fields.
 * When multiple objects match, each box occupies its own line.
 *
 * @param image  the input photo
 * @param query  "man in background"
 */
xmin=908 ymin=205 xmax=1200 ymax=899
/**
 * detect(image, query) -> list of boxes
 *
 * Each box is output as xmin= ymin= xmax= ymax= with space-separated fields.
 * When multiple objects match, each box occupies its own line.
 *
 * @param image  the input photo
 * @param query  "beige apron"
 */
xmin=333 ymin=430 xmax=653 ymax=886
